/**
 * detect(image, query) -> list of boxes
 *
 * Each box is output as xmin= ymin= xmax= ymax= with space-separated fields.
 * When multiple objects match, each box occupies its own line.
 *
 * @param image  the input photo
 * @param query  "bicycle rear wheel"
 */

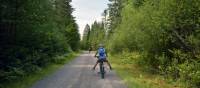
xmin=100 ymin=62 xmax=105 ymax=79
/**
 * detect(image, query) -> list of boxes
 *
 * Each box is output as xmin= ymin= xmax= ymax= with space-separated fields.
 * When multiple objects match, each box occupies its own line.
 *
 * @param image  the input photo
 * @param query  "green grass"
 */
xmin=2 ymin=52 xmax=79 ymax=88
xmin=109 ymin=52 xmax=184 ymax=88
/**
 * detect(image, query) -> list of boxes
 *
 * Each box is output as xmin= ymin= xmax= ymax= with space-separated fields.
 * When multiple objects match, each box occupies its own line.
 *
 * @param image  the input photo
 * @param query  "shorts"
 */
xmin=97 ymin=59 xmax=108 ymax=62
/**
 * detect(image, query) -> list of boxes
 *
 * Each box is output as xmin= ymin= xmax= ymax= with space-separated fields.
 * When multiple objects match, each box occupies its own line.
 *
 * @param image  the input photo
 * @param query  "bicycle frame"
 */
xmin=99 ymin=60 xmax=105 ymax=79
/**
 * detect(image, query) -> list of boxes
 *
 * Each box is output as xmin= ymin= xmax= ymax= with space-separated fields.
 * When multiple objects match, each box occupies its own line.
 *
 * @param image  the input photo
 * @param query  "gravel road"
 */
xmin=31 ymin=52 xmax=127 ymax=88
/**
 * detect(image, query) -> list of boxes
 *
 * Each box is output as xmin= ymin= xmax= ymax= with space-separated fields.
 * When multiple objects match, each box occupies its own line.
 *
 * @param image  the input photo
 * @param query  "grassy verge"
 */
xmin=109 ymin=52 xmax=185 ymax=88
xmin=2 ymin=52 xmax=80 ymax=88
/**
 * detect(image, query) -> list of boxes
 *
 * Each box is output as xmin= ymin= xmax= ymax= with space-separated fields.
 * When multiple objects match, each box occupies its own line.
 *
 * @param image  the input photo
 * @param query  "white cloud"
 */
xmin=71 ymin=0 xmax=109 ymax=37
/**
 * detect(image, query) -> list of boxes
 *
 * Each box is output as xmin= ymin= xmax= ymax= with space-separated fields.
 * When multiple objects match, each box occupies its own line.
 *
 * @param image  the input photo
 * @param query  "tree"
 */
xmin=105 ymin=0 xmax=200 ymax=87
xmin=107 ymin=0 xmax=123 ymax=36
xmin=89 ymin=21 xmax=106 ymax=49
xmin=0 ymin=0 xmax=80 ymax=83
xmin=82 ymin=24 xmax=90 ymax=49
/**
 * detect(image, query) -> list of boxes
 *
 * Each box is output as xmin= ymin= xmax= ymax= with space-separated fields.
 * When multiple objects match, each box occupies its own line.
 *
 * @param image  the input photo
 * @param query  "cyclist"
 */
xmin=92 ymin=44 xmax=112 ymax=70
xmin=88 ymin=46 xmax=92 ymax=53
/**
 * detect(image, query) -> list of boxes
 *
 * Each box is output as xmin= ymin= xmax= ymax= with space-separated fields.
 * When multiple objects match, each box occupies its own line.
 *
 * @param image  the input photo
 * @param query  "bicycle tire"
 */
xmin=100 ymin=62 xmax=105 ymax=79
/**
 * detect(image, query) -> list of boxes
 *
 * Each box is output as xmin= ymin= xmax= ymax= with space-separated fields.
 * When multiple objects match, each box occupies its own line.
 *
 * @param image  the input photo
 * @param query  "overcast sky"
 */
xmin=71 ymin=0 xmax=109 ymax=37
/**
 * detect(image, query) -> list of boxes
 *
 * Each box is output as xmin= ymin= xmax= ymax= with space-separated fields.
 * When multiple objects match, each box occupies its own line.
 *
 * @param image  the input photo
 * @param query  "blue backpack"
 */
xmin=98 ymin=47 xmax=106 ymax=59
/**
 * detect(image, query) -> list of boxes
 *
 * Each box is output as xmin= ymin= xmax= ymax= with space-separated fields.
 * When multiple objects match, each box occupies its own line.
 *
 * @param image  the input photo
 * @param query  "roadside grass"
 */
xmin=109 ymin=52 xmax=185 ymax=88
xmin=2 ymin=52 xmax=80 ymax=88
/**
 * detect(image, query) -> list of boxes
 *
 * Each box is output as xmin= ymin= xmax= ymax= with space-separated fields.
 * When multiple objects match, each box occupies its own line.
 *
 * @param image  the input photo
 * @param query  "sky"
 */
xmin=71 ymin=0 xmax=109 ymax=37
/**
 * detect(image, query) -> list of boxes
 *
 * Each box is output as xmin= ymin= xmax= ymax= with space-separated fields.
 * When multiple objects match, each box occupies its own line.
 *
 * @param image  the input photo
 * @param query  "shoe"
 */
xmin=92 ymin=67 xmax=95 ymax=70
xmin=110 ymin=67 xmax=112 ymax=70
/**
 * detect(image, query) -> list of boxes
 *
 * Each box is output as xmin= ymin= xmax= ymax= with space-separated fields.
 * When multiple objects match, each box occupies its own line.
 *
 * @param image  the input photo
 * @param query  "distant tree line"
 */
xmin=81 ymin=21 xmax=105 ymax=50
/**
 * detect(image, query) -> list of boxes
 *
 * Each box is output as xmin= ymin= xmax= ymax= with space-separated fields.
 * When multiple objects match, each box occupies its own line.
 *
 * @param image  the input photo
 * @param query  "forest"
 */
xmin=82 ymin=0 xmax=200 ymax=87
xmin=1 ymin=0 xmax=200 ymax=87
xmin=0 ymin=0 xmax=80 ymax=85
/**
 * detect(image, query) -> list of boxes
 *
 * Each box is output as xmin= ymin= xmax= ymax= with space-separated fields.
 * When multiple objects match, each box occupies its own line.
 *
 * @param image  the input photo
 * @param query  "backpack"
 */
xmin=98 ymin=47 xmax=106 ymax=59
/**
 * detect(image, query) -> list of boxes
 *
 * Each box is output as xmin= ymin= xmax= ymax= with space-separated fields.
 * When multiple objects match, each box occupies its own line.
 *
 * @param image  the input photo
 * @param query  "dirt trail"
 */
xmin=31 ymin=51 xmax=127 ymax=88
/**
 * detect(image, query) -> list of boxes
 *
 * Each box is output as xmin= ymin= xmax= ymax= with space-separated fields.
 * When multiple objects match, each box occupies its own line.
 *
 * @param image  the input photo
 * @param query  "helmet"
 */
xmin=99 ymin=44 xmax=104 ymax=47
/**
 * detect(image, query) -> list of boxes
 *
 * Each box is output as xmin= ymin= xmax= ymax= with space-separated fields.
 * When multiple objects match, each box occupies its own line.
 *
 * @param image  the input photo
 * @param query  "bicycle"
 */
xmin=98 ymin=59 xmax=106 ymax=79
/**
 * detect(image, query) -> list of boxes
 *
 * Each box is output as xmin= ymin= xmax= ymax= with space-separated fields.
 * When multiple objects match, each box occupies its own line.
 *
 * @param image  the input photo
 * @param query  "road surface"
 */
xmin=31 ymin=51 xmax=127 ymax=88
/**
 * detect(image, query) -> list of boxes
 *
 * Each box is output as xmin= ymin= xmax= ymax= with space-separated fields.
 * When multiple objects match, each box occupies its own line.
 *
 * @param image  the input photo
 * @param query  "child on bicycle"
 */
xmin=92 ymin=44 xmax=112 ymax=70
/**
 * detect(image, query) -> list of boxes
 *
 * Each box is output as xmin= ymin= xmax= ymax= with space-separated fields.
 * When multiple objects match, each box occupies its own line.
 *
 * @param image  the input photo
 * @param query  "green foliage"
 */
xmin=0 ymin=0 xmax=80 ymax=83
xmin=81 ymin=21 xmax=106 ymax=50
xmin=81 ymin=24 xmax=90 ymax=49
xmin=0 ymin=53 xmax=78 ymax=88
xmin=107 ymin=0 xmax=123 ymax=36
xmin=110 ymin=52 xmax=182 ymax=88
xmin=89 ymin=22 xmax=106 ymax=49
xmin=162 ymin=50 xmax=200 ymax=87
xmin=105 ymin=0 xmax=200 ymax=87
